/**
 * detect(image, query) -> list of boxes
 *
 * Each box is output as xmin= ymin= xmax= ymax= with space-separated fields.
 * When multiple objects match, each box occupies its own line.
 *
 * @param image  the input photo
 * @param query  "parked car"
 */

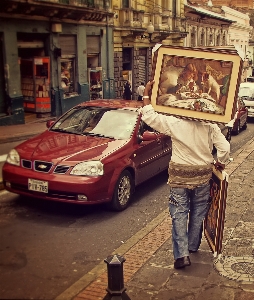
xmin=2 ymin=100 xmax=172 ymax=211
xmin=238 ymin=82 xmax=254 ymax=119
xmin=231 ymin=97 xmax=248 ymax=135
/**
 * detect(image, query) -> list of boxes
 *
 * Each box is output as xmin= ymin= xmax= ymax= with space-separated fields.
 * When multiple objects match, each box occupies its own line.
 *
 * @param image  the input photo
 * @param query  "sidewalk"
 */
xmin=59 ymin=137 xmax=254 ymax=300
xmin=0 ymin=113 xmax=54 ymax=144
xmin=0 ymin=121 xmax=254 ymax=300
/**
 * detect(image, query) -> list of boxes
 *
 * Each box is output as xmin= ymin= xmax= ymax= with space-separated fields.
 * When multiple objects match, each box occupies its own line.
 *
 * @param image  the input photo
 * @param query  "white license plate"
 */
xmin=28 ymin=179 xmax=48 ymax=193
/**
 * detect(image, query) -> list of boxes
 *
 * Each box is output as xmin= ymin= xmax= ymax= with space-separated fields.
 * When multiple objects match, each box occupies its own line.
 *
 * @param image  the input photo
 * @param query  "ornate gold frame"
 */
xmin=150 ymin=46 xmax=243 ymax=123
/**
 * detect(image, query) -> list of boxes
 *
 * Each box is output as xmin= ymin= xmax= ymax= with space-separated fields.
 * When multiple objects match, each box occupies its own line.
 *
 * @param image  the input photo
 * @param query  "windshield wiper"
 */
xmin=51 ymin=128 xmax=69 ymax=133
xmin=86 ymin=132 xmax=115 ymax=139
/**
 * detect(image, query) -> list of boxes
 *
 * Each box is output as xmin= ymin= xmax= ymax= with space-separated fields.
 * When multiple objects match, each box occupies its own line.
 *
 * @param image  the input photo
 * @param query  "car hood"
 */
xmin=16 ymin=131 xmax=130 ymax=164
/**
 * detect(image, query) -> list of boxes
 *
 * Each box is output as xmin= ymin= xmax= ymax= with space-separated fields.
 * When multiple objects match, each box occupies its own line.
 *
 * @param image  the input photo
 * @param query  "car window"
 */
xmin=91 ymin=110 xmax=138 ymax=139
xmin=238 ymin=86 xmax=254 ymax=99
xmin=51 ymin=107 xmax=138 ymax=139
xmin=247 ymin=77 xmax=254 ymax=82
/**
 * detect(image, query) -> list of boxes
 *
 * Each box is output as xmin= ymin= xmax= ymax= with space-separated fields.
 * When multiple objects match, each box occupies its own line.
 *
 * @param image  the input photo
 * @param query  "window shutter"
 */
xmin=59 ymin=35 xmax=76 ymax=56
xmin=87 ymin=36 xmax=100 ymax=54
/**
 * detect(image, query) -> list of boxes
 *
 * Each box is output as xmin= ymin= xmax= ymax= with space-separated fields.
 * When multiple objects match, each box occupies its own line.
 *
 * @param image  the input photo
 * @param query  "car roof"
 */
xmin=78 ymin=99 xmax=143 ymax=110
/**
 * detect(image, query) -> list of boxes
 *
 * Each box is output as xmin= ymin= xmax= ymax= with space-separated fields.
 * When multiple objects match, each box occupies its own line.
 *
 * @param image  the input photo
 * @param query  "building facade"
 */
xmin=184 ymin=1 xmax=253 ymax=80
xmin=112 ymin=0 xmax=188 ymax=99
xmin=191 ymin=0 xmax=254 ymax=9
xmin=0 ymin=0 xmax=114 ymax=126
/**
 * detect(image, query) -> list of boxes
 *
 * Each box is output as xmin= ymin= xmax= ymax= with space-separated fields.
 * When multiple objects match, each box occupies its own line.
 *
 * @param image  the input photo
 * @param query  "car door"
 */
xmin=132 ymin=121 xmax=170 ymax=185
xmin=238 ymin=98 xmax=248 ymax=127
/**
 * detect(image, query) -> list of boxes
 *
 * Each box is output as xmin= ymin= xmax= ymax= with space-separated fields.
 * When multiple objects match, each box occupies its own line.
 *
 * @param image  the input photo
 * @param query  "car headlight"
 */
xmin=70 ymin=161 xmax=104 ymax=176
xmin=6 ymin=149 xmax=20 ymax=166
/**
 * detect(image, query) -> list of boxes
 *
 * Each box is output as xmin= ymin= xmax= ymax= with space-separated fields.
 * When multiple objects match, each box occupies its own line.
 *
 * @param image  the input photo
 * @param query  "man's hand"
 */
xmin=143 ymin=80 xmax=155 ymax=106
xmin=214 ymin=160 xmax=225 ymax=171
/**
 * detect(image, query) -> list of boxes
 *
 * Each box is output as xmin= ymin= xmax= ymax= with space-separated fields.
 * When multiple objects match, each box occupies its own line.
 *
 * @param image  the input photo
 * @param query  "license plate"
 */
xmin=28 ymin=179 xmax=48 ymax=193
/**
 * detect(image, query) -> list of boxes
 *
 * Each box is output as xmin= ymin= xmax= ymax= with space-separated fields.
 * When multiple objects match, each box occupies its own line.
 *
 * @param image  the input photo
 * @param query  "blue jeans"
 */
xmin=169 ymin=183 xmax=211 ymax=260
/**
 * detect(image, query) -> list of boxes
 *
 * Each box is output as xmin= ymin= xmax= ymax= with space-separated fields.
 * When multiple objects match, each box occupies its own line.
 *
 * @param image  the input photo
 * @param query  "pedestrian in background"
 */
xmin=123 ymin=81 xmax=132 ymax=100
xmin=140 ymin=80 xmax=230 ymax=270
xmin=137 ymin=82 xmax=145 ymax=101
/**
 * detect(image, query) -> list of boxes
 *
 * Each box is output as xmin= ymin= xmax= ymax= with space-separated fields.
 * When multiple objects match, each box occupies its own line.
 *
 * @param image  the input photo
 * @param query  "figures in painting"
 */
xmin=157 ymin=57 xmax=231 ymax=115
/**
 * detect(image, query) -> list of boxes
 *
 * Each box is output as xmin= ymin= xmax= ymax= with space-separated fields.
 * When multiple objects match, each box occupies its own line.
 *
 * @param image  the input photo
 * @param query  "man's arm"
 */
xmin=212 ymin=124 xmax=230 ymax=170
xmin=142 ymin=80 xmax=154 ymax=106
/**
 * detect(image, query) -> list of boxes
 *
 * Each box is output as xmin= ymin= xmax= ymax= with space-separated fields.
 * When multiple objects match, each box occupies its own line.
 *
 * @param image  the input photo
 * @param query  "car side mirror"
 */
xmin=140 ymin=131 xmax=158 ymax=142
xmin=46 ymin=120 xmax=56 ymax=128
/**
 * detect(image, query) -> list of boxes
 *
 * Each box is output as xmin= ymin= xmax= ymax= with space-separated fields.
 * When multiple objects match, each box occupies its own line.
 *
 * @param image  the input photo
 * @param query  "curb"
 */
xmin=0 ymin=179 xmax=4 ymax=191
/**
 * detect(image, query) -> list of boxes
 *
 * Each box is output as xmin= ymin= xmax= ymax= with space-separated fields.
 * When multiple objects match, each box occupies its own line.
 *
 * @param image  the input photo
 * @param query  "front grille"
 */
xmin=34 ymin=160 xmax=53 ymax=173
xmin=22 ymin=159 xmax=32 ymax=169
xmin=54 ymin=165 xmax=70 ymax=174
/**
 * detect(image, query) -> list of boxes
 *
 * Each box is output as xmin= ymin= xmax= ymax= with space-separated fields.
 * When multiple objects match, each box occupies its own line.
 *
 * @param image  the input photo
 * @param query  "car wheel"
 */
xmin=242 ymin=120 xmax=247 ymax=130
xmin=226 ymin=128 xmax=232 ymax=142
xmin=233 ymin=121 xmax=240 ymax=135
xmin=110 ymin=170 xmax=134 ymax=211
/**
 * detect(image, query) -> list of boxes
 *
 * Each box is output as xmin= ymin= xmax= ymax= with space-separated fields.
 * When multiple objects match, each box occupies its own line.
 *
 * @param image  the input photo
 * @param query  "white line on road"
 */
xmin=0 ymin=154 xmax=7 ymax=162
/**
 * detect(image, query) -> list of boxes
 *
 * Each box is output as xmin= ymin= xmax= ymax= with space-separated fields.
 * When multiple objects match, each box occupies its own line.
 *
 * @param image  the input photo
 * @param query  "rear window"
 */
xmin=238 ymin=86 xmax=254 ymax=98
xmin=247 ymin=77 xmax=254 ymax=82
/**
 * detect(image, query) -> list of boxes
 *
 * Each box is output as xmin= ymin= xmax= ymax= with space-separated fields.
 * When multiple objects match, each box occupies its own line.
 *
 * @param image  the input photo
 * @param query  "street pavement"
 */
xmin=0 ymin=118 xmax=254 ymax=300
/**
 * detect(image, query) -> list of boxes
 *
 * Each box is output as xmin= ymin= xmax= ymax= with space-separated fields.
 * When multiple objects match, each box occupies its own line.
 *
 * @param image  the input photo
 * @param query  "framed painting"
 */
xmin=204 ymin=166 xmax=229 ymax=257
xmin=150 ymin=45 xmax=243 ymax=124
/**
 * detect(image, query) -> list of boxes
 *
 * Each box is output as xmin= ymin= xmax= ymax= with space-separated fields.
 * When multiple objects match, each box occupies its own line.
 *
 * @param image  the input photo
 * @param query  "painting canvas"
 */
xmin=204 ymin=166 xmax=229 ymax=257
xmin=151 ymin=46 xmax=243 ymax=123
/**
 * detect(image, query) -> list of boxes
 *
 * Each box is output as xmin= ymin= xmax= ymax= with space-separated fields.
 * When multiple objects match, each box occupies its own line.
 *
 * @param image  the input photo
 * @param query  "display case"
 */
xmin=20 ymin=57 xmax=51 ymax=113
xmin=88 ymin=67 xmax=103 ymax=100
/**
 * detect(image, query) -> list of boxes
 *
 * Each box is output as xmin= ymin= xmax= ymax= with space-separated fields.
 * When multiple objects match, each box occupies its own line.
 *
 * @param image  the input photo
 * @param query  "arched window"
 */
xmin=216 ymin=34 xmax=220 ymax=46
xmin=200 ymin=29 xmax=205 ymax=46
xmin=222 ymin=34 xmax=226 ymax=46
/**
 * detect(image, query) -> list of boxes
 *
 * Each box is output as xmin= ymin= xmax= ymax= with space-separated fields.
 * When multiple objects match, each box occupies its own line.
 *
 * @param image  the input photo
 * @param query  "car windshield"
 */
xmin=238 ymin=87 xmax=254 ymax=99
xmin=50 ymin=107 xmax=139 ymax=139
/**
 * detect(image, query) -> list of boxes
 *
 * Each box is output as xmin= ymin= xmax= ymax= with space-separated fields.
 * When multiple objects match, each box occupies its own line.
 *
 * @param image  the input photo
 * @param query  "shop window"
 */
xmin=88 ymin=67 xmax=103 ymax=100
xmin=61 ymin=57 xmax=76 ymax=96
xmin=59 ymin=35 xmax=77 ymax=97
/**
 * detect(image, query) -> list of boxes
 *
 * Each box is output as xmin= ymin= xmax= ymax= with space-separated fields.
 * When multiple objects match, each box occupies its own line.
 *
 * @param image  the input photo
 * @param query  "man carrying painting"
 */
xmin=140 ymin=80 xmax=230 ymax=269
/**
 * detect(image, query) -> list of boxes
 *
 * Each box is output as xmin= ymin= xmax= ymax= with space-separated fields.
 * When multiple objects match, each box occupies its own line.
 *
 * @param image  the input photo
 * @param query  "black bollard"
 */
xmin=103 ymin=254 xmax=131 ymax=300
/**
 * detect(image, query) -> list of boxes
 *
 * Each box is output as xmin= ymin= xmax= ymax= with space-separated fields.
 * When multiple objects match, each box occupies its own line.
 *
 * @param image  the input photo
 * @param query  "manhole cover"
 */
xmin=214 ymin=256 xmax=254 ymax=282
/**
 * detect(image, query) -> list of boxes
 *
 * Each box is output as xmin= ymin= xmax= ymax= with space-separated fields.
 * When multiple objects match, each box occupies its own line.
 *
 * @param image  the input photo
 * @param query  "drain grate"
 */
xmin=214 ymin=256 xmax=254 ymax=282
xmin=231 ymin=262 xmax=254 ymax=277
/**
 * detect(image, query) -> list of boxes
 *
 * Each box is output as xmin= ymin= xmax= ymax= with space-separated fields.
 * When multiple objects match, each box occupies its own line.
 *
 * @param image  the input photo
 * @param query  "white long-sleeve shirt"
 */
xmin=140 ymin=104 xmax=230 ymax=166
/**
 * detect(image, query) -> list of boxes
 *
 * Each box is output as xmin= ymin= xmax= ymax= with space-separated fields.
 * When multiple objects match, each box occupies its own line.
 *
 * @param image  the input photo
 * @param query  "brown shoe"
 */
xmin=174 ymin=256 xmax=191 ymax=269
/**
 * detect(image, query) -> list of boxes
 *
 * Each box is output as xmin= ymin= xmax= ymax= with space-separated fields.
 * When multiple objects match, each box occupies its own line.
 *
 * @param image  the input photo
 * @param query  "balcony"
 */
xmin=37 ymin=0 xmax=108 ymax=9
xmin=0 ymin=0 xmax=113 ymax=22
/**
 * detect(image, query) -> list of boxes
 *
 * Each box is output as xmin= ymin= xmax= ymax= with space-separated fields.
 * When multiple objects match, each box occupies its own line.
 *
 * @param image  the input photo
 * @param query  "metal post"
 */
xmin=103 ymin=254 xmax=131 ymax=300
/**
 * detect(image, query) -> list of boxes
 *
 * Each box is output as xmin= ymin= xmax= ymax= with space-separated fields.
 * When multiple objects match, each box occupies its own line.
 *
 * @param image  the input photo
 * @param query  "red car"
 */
xmin=231 ymin=97 xmax=248 ymax=135
xmin=2 ymin=100 xmax=172 ymax=211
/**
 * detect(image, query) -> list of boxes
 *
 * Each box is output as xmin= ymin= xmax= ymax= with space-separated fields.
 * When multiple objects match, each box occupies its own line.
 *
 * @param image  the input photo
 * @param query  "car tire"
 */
xmin=242 ymin=121 xmax=247 ymax=130
xmin=233 ymin=121 xmax=240 ymax=135
xmin=110 ymin=170 xmax=134 ymax=211
xmin=226 ymin=128 xmax=232 ymax=142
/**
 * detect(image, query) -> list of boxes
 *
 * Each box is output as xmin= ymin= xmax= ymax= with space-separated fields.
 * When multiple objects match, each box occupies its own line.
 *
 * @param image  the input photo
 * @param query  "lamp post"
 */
xmin=147 ymin=21 xmax=154 ymax=43
xmin=147 ymin=21 xmax=154 ymax=76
